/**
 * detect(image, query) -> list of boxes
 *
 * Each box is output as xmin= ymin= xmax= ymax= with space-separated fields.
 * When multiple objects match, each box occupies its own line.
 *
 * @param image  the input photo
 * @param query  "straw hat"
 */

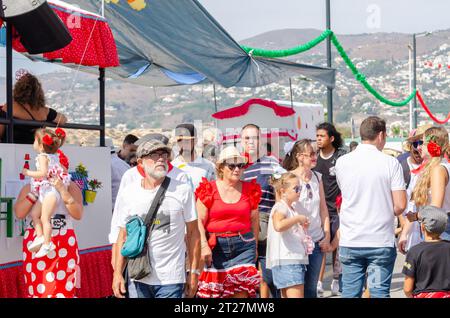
xmin=407 ymin=124 xmax=433 ymax=142
xmin=217 ymin=146 xmax=247 ymax=164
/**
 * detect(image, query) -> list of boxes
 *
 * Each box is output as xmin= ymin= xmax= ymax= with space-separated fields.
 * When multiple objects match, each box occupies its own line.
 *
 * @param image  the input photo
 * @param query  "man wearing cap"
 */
xmin=112 ymin=139 xmax=200 ymax=298
xmin=109 ymin=133 xmax=193 ymax=269
xmin=398 ymin=124 xmax=432 ymax=254
xmin=403 ymin=205 xmax=450 ymax=298
xmin=171 ymin=123 xmax=216 ymax=190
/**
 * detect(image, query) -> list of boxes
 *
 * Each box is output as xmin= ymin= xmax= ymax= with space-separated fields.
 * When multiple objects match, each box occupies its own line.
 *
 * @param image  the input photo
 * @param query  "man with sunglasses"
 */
xmin=240 ymin=123 xmax=284 ymax=298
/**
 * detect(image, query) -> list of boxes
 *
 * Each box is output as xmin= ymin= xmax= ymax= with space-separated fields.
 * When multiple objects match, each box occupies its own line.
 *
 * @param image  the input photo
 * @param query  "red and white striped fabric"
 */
xmin=196 ymin=264 xmax=260 ymax=298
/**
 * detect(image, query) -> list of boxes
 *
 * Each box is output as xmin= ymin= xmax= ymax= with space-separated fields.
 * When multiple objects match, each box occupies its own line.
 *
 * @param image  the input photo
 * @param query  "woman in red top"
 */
xmin=195 ymin=146 xmax=261 ymax=298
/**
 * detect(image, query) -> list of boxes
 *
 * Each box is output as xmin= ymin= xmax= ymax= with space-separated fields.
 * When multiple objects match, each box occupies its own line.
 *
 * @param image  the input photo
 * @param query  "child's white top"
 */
xmin=266 ymin=200 xmax=309 ymax=269
xmin=31 ymin=153 xmax=70 ymax=194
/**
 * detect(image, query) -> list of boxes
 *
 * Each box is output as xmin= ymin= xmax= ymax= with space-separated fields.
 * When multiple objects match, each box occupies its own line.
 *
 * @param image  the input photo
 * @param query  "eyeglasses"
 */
xmin=412 ymin=140 xmax=423 ymax=149
xmin=145 ymin=151 xmax=169 ymax=161
xmin=225 ymin=163 xmax=246 ymax=170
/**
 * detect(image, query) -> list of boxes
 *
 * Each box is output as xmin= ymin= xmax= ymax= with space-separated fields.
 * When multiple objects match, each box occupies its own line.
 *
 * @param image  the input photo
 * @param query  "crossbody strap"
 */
xmin=143 ymin=176 xmax=171 ymax=233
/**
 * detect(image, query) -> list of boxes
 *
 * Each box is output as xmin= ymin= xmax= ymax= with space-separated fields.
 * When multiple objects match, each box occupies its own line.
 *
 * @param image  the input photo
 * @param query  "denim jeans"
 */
xmin=339 ymin=246 xmax=397 ymax=298
xmin=128 ymin=281 xmax=184 ymax=298
xmin=304 ymin=243 xmax=323 ymax=298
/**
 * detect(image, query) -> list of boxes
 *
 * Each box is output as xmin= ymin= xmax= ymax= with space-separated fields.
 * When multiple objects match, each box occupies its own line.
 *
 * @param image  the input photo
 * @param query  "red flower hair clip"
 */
xmin=42 ymin=134 xmax=54 ymax=146
xmin=427 ymin=141 xmax=442 ymax=157
xmin=55 ymin=128 xmax=66 ymax=138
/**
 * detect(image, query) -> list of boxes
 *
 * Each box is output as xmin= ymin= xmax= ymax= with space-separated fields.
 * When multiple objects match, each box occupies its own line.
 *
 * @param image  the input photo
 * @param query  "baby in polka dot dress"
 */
xmin=23 ymin=128 xmax=71 ymax=258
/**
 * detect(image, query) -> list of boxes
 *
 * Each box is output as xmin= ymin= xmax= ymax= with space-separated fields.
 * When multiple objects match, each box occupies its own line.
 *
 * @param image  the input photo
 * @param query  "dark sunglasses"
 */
xmin=226 ymin=163 xmax=246 ymax=170
xmin=305 ymin=183 xmax=313 ymax=199
xmin=412 ymin=140 xmax=423 ymax=149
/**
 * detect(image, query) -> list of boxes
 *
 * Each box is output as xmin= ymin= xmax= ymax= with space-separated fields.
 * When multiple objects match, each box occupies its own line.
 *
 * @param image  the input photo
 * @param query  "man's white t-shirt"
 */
xmin=116 ymin=179 xmax=197 ymax=285
xmin=109 ymin=165 xmax=192 ymax=244
xmin=171 ymin=156 xmax=215 ymax=190
xmin=111 ymin=153 xmax=130 ymax=207
xmin=336 ymin=144 xmax=405 ymax=248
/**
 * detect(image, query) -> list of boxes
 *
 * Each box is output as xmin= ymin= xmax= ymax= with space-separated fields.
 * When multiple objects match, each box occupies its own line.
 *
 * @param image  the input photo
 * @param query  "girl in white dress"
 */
xmin=24 ymin=128 xmax=70 ymax=257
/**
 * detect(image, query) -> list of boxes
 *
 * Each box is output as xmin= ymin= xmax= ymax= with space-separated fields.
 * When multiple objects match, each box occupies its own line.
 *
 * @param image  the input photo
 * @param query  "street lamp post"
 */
xmin=412 ymin=31 xmax=431 ymax=129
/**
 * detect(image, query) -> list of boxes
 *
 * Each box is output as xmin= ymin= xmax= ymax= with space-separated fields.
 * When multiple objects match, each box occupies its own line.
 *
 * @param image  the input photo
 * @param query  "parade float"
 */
xmin=0 ymin=0 xmax=118 ymax=298
xmin=213 ymin=98 xmax=324 ymax=158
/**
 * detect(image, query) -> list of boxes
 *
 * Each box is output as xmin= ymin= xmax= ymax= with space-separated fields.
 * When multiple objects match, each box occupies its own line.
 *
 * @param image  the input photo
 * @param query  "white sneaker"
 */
xmin=35 ymin=242 xmax=56 ymax=258
xmin=331 ymin=279 xmax=340 ymax=296
xmin=317 ymin=281 xmax=324 ymax=295
xmin=28 ymin=236 xmax=44 ymax=252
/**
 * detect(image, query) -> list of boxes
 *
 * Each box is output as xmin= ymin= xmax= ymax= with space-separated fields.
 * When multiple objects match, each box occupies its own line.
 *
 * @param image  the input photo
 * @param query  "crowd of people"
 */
xmin=106 ymin=117 xmax=449 ymax=299
xmin=6 ymin=72 xmax=449 ymax=299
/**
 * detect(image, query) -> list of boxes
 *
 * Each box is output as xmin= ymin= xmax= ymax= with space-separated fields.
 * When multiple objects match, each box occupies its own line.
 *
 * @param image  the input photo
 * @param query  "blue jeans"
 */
xmin=304 ymin=243 xmax=323 ymax=298
xmin=339 ymin=246 xmax=397 ymax=298
xmin=128 ymin=281 xmax=184 ymax=298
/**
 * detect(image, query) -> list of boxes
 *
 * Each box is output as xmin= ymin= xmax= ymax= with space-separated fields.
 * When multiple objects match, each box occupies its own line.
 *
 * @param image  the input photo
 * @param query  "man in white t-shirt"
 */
xmin=171 ymin=123 xmax=216 ymax=190
xmin=112 ymin=139 xmax=200 ymax=298
xmin=109 ymin=134 xmax=193 ymax=269
xmin=335 ymin=116 xmax=406 ymax=298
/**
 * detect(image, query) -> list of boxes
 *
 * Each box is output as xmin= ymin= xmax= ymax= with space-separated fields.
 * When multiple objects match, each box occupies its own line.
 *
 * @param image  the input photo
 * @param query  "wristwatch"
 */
xmin=190 ymin=269 xmax=201 ymax=275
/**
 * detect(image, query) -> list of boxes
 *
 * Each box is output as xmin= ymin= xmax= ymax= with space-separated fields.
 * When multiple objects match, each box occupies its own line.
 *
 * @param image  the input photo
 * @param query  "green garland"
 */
xmin=241 ymin=29 xmax=415 ymax=107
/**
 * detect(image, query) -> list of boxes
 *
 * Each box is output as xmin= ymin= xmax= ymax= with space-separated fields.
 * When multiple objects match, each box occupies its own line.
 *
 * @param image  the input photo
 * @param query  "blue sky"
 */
xmin=199 ymin=0 xmax=450 ymax=40
xmin=2 ymin=0 xmax=450 ymax=75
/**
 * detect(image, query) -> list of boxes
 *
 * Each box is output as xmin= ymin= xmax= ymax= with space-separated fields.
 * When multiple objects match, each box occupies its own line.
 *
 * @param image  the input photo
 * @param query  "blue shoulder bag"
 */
xmin=121 ymin=177 xmax=170 ymax=279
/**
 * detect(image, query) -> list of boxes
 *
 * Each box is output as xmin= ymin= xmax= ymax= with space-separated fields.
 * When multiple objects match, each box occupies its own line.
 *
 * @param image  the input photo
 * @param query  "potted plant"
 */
xmin=85 ymin=178 xmax=102 ymax=203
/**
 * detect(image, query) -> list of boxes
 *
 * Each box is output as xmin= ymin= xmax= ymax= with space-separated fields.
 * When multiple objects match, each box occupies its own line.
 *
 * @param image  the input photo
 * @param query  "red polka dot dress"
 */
xmin=22 ymin=209 xmax=80 ymax=298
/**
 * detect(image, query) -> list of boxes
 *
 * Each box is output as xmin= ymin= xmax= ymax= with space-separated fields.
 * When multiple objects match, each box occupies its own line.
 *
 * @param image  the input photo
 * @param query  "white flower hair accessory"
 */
xmin=284 ymin=141 xmax=295 ymax=156
xmin=15 ymin=69 xmax=29 ymax=81
xmin=272 ymin=165 xmax=287 ymax=179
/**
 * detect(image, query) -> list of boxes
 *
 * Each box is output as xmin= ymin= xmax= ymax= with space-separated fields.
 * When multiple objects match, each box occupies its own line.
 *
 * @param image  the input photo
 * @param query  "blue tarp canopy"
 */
xmin=34 ymin=0 xmax=336 ymax=88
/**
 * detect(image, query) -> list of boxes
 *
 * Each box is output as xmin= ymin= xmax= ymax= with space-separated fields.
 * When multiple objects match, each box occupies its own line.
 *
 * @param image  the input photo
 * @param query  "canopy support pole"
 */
xmin=289 ymin=78 xmax=294 ymax=109
xmin=326 ymin=0 xmax=333 ymax=123
xmin=99 ymin=68 xmax=105 ymax=147
xmin=6 ymin=22 xmax=13 ymax=143
xmin=213 ymin=84 xmax=218 ymax=112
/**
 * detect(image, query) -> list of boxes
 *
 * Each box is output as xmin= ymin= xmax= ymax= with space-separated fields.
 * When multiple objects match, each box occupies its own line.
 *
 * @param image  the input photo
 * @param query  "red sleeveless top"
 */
xmin=195 ymin=178 xmax=261 ymax=233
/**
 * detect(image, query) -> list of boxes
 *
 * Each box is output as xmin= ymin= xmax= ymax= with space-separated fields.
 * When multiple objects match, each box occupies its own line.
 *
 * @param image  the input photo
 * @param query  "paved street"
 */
xmin=319 ymin=251 xmax=406 ymax=298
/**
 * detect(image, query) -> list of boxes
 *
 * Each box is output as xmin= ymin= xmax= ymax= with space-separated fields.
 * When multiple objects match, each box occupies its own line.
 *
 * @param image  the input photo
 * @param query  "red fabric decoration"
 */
xmin=427 ymin=141 xmax=442 ymax=157
xmin=55 ymin=128 xmax=66 ymax=138
xmin=5 ymin=3 xmax=119 ymax=68
xmin=416 ymin=91 xmax=450 ymax=125
xmin=195 ymin=177 xmax=215 ymax=209
xmin=248 ymin=180 xmax=262 ymax=210
xmin=42 ymin=134 xmax=54 ymax=146
xmin=414 ymin=291 xmax=450 ymax=298
xmin=335 ymin=193 xmax=342 ymax=210
xmin=212 ymin=98 xmax=296 ymax=120
xmin=57 ymin=149 xmax=70 ymax=170
xmin=0 ymin=247 xmax=113 ymax=298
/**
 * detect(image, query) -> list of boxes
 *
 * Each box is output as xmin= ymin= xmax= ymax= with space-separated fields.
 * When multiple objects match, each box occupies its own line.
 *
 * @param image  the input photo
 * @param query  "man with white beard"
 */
xmin=112 ymin=139 xmax=200 ymax=298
